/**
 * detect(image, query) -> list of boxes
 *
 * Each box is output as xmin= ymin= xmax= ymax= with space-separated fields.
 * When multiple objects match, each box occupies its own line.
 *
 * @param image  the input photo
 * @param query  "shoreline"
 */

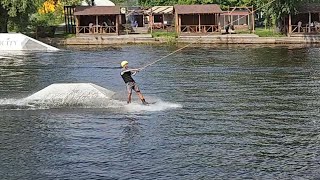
xmin=40 ymin=34 xmax=320 ymax=46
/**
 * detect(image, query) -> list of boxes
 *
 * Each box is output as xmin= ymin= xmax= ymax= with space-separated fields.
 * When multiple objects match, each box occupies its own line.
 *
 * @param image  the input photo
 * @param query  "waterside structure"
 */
xmin=174 ymin=4 xmax=223 ymax=34
xmin=74 ymin=6 xmax=121 ymax=35
xmin=52 ymin=3 xmax=320 ymax=45
xmin=288 ymin=3 xmax=320 ymax=36
xmin=147 ymin=6 xmax=174 ymax=30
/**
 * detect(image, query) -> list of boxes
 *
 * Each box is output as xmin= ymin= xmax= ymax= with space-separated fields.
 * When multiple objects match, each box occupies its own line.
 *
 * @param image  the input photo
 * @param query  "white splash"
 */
xmin=24 ymin=83 xmax=116 ymax=107
xmin=124 ymin=100 xmax=182 ymax=112
xmin=0 ymin=98 xmax=36 ymax=110
xmin=0 ymin=83 xmax=182 ymax=112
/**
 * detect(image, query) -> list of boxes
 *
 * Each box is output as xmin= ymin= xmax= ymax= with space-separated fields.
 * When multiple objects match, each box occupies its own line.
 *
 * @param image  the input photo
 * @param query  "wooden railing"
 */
xmin=180 ymin=25 xmax=219 ymax=33
xmin=76 ymin=26 xmax=117 ymax=34
xmin=291 ymin=25 xmax=307 ymax=33
xmin=152 ymin=23 xmax=172 ymax=29
xmin=290 ymin=25 xmax=320 ymax=34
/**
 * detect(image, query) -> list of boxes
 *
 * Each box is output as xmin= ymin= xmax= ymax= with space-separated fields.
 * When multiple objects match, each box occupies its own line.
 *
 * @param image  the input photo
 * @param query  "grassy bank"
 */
xmin=233 ymin=27 xmax=285 ymax=37
xmin=151 ymin=31 xmax=178 ymax=44
xmin=254 ymin=28 xmax=285 ymax=37
xmin=151 ymin=31 xmax=178 ymax=38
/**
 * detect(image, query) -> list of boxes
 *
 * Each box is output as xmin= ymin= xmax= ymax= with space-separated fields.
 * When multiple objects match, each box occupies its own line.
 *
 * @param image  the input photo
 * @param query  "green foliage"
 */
xmin=60 ymin=0 xmax=82 ymax=5
xmin=152 ymin=31 xmax=178 ymax=38
xmin=254 ymin=27 xmax=285 ymax=37
xmin=54 ymin=33 xmax=76 ymax=38
xmin=0 ymin=0 xmax=45 ymax=32
xmin=32 ymin=12 xmax=57 ymax=27
xmin=0 ymin=0 xmax=43 ymax=17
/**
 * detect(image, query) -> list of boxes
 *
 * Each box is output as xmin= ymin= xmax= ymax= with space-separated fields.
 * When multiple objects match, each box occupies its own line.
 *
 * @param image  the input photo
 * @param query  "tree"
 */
xmin=0 ymin=0 xmax=44 ymax=32
xmin=255 ymin=0 xmax=318 ymax=32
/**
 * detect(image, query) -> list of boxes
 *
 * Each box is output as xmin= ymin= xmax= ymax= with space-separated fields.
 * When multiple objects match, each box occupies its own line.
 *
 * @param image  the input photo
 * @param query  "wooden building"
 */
xmin=174 ymin=4 xmax=223 ymax=34
xmin=221 ymin=7 xmax=255 ymax=32
xmin=64 ymin=6 xmax=76 ymax=34
xmin=127 ymin=7 xmax=147 ymax=27
xmin=147 ymin=6 xmax=174 ymax=29
xmin=74 ymin=6 xmax=121 ymax=35
xmin=288 ymin=3 xmax=320 ymax=35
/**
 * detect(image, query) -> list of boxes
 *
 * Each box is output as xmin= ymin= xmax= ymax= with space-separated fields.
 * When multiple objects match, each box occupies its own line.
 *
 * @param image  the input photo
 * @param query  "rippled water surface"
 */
xmin=1 ymin=44 xmax=320 ymax=179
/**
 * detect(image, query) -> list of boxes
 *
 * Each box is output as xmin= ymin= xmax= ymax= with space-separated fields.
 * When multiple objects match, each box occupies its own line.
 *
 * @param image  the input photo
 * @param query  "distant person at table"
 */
xmin=134 ymin=21 xmax=138 ymax=29
xmin=298 ymin=21 xmax=302 ymax=32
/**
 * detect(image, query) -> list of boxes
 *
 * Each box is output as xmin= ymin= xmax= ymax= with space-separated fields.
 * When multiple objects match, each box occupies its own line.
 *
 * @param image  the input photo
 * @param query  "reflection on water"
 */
xmin=1 ymin=44 xmax=320 ymax=179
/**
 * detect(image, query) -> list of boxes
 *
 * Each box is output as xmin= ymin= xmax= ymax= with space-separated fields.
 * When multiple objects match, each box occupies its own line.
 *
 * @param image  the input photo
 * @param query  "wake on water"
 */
xmin=0 ymin=83 xmax=182 ymax=112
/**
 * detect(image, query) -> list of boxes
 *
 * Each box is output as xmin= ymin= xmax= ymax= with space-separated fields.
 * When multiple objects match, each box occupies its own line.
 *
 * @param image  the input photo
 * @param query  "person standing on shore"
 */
xmin=120 ymin=61 xmax=148 ymax=105
xmin=225 ymin=21 xmax=230 ymax=34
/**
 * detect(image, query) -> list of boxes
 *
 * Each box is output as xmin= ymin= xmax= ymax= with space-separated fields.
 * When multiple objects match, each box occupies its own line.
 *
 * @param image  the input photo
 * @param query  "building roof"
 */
xmin=297 ymin=3 xmax=320 ymax=13
xmin=74 ymin=6 xmax=120 ymax=15
xmin=223 ymin=10 xmax=250 ymax=15
xmin=147 ymin=6 xmax=173 ymax=14
xmin=81 ymin=0 xmax=115 ymax=6
xmin=127 ymin=6 xmax=146 ymax=15
xmin=174 ymin=4 xmax=222 ymax=14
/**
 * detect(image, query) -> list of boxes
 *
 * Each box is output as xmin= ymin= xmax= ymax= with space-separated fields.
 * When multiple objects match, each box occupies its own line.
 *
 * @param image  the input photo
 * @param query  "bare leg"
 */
xmin=137 ymin=92 xmax=148 ymax=105
xmin=127 ymin=93 xmax=132 ymax=104
xmin=137 ymin=92 xmax=145 ymax=101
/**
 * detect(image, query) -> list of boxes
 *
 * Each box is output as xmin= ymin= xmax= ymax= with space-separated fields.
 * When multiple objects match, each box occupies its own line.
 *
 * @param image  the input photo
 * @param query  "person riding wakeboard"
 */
xmin=120 ymin=60 xmax=148 ymax=105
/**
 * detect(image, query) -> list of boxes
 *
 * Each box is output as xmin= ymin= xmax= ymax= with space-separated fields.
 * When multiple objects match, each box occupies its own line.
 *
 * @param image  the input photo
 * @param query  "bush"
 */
xmin=36 ymin=26 xmax=56 ymax=38
xmin=151 ymin=31 xmax=177 ymax=38
xmin=254 ymin=28 xmax=285 ymax=37
xmin=30 ymin=12 xmax=59 ymax=37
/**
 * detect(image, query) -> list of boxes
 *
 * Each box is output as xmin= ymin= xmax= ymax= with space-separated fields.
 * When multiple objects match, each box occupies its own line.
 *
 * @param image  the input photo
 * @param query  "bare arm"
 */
xmin=120 ymin=68 xmax=140 ymax=75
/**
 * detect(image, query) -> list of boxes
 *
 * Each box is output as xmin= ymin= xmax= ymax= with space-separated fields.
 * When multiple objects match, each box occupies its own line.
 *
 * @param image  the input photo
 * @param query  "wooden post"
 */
xmin=218 ymin=14 xmax=221 ymax=32
xmin=75 ymin=16 xmax=79 ymax=34
xmin=142 ymin=14 xmax=145 ymax=27
xmin=309 ymin=11 xmax=311 ymax=33
xmin=67 ymin=7 xmax=70 ymax=33
xmin=198 ymin=14 xmax=201 ymax=33
xmin=238 ymin=15 xmax=240 ymax=25
xmin=95 ymin=15 xmax=99 ymax=33
xmin=150 ymin=14 xmax=153 ymax=34
xmin=223 ymin=14 xmax=225 ymax=29
xmin=214 ymin=14 xmax=216 ymax=32
xmin=248 ymin=13 xmax=250 ymax=29
xmin=288 ymin=14 xmax=292 ymax=36
xmin=231 ymin=13 xmax=233 ymax=24
xmin=252 ymin=6 xmax=255 ymax=33
xmin=72 ymin=7 xmax=76 ymax=33
xmin=175 ymin=12 xmax=178 ymax=33
xmin=178 ymin=14 xmax=181 ymax=33
xmin=64 ymin=6 xmax=67 ymax=33
xmin=162 ymin=13 xmax=165 ymax=29
xmin=116 ymin=15 xmax=119 ymax=35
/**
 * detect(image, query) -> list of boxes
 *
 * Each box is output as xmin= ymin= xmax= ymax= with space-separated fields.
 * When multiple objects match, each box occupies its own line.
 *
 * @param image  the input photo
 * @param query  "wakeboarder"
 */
xmin=120 ymin=61 xmax=148 ymax=105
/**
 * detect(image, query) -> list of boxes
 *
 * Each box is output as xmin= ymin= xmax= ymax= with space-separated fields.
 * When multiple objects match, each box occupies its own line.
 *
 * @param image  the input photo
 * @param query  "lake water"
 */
xmin=1 ymin=44 xmax=320 ymax=179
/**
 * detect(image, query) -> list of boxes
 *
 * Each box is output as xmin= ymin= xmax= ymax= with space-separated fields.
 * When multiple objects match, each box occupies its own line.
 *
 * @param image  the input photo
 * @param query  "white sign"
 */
xmin=0 ymin=33 xmax=59 ymax=51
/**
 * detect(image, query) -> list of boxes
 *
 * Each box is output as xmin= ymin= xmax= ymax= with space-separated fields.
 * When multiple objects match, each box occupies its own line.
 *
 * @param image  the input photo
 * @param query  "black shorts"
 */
xmin=126 ymin=82 xmax=140 ymax=93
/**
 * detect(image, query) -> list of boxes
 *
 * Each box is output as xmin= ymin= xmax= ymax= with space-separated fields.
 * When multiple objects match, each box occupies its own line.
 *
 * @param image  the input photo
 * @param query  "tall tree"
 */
xmin=256 ymin=0 xmax=318 ymax=32
xmin=0 ymin=5 xmax=9 ymax=33
xmin=0 ymin=0 xmax=44 ymax=32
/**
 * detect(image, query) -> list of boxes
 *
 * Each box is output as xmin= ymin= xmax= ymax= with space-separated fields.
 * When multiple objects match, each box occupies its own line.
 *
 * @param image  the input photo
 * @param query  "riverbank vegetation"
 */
xmin=0 ymin=0 xmax=318 ymax=35
xmin=254 ymin=28 xmax=285 ymax=37
xmin=235 ymin=28 xmax=285 ymax=37
xmin=152 ymin=31 xmax=178 ymax=38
